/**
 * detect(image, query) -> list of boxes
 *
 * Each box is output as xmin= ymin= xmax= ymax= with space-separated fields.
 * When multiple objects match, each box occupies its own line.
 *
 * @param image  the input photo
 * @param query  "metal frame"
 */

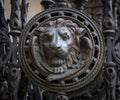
xmin=0 ymin=0 xmax=120 ymax=100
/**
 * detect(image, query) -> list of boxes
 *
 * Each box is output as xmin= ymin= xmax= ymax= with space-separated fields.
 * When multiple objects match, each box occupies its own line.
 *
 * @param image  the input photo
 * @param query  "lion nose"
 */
xmin=50 ymin=43 xmax=61 ymax=49
xmin=50 ymin=35 xmax=61 ymax=49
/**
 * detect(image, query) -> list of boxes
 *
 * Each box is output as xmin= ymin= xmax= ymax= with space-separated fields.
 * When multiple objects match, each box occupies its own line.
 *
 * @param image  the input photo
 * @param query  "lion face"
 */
xmin=40 ymin=27 xmax=75 ymax=66
xmin=33 ymin=18 xmax=87 ymax=69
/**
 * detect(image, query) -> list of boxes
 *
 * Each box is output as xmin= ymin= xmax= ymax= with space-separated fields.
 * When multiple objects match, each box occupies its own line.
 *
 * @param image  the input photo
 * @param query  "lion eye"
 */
xmin=61 ymin=34 xmax=70 ymax=40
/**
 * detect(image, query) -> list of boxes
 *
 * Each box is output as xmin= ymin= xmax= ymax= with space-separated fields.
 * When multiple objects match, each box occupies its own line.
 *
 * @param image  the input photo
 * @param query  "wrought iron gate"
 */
xmin=0 ymin=0 xmax=120 ymax=100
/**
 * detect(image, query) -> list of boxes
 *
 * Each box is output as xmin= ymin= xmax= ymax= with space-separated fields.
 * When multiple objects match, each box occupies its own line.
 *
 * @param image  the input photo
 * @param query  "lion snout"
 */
xmin=49 ymin=43 xmax=61 ymax=49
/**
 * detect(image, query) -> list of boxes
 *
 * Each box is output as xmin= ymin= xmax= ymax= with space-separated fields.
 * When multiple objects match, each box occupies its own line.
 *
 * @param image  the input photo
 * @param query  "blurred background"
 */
xmin=5 ymin=0 xmax=43 ymax=21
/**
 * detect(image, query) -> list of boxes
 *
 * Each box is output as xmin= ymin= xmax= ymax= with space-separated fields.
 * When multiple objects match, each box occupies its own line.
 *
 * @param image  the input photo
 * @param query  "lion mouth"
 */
xmin=43 ymin=47 xmax=68 ymax=66
xmin=46 ymin=58 xmax=65 ymax=66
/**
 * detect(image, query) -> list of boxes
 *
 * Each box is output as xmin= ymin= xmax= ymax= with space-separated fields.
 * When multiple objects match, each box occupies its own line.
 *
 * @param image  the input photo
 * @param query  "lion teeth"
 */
xmin=53 ymin=65 xmax=67 ymax=73
xmin=47 ymin=59 xmax=65 ymax=66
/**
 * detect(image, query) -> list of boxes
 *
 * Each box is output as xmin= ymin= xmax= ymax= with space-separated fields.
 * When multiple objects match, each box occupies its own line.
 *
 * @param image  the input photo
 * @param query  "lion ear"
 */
xmin=75 ymin=28 xmax=86 ymax=46
xmin=80 ymin=36 xmax=92 ymax=50
xmin=76 ymin=28 xmax=86 ymax=38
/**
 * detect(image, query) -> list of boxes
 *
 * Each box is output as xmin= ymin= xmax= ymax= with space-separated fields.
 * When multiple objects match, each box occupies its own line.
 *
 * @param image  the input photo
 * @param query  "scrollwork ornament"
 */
xmin=0 ymin=0 xmax=11 ymax=67
xmin=113 ymin=35 xmax=120 ymax=66
xmin=19 ymin=8 xmax=105 ymax=96
xmin=0 ymin=31 xmax=12 ymax=66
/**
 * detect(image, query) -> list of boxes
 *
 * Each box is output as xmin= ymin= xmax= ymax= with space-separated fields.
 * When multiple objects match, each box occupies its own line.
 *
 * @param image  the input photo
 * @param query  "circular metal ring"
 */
xmin=19 ymin=8 xmax=105 ymax=94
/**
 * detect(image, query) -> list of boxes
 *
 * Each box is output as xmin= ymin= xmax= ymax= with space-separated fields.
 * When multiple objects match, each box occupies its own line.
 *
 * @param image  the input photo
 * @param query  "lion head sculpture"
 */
xmin=32 ymin=18 xmax=92 ymax=75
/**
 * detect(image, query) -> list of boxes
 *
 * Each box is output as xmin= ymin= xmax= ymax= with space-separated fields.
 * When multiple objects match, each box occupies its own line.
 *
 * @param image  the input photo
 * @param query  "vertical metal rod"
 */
xmin=9 ymin=0 xmax=22 ymax=100
xmin=102 ymin=0 xmax=117 ymax=100
xmin=21 ymin=0 xmax=29 ymax=29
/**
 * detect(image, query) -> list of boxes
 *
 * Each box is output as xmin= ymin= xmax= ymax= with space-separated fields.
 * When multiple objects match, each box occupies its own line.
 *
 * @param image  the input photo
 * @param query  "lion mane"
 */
xmin=32 ymin=18 xmax=87 ymax=72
